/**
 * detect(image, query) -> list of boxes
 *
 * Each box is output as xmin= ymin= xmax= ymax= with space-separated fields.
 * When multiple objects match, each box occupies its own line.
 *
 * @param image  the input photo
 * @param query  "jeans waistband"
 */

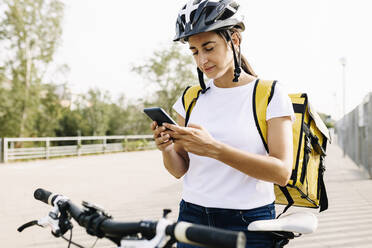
xmin=181 ymin=199 xmax=275 ymax=215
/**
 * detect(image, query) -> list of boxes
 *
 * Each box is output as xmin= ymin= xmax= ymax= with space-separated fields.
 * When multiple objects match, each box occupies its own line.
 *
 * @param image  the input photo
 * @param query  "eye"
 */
xmin=205 ymin=47 xmax=214 ymax=52
xmin=192 ymin=51 xmax=198 ymax=56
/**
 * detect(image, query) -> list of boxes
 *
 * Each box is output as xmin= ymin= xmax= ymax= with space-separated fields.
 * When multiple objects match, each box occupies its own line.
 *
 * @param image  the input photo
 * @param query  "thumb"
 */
xmin=187 ymin=123 xmax=203 ymax=130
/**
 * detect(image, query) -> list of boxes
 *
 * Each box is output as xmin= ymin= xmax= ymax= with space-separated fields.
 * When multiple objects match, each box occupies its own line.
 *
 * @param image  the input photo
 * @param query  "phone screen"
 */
xmin=143 ymin=107 xmax=177 ymax=126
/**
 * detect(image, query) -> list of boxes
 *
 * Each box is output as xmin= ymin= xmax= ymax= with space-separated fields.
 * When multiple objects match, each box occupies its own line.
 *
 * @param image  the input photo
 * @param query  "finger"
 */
xmin=156 ymin=135 xmax=172 ymax=147
xmin=163 ymin=123 xmax=190 ymax=134
xmin=170 ymin=132 xmax=185 ymax=140
xmin=154 ymin=125 xmax=167 ymax=138
xmin=155 ymin=137 xmax=164 ymax=146
xmin=162 ymin=130 xmax=185 ymax=140
xmin=162 ymin=134 xmax=171 ymax=143
xmin=152 ymin=122 xmax=161 ymax=138
xmin=187 ymin=123 xmax=203 ymax=129
xmin=151 ymin=121 xmax=157 ymax=130
xmin=163 ymin=130 xmax=177 ymax=136
xmin=158 ymin=139 xmax=173 ymax=149
xmin=156 ymin=133 xmax=171 ymax=144
xmin=153 ymin=127 xmax=159 ymax=139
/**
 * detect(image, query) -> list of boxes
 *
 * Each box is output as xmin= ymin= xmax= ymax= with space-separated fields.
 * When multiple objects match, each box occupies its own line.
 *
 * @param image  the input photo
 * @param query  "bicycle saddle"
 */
xmin=247 ymin=212 xmax=318 ymax=234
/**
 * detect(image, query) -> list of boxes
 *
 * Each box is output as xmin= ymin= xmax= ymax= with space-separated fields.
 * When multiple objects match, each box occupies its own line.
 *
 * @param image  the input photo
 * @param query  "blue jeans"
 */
xmin=177 ymin=200 xmax=275 ymax=248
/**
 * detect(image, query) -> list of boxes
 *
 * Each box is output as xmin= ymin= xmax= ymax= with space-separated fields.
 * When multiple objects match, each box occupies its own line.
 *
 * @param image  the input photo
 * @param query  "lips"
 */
xmin=204 ymin=65 xmax=215 ymax=73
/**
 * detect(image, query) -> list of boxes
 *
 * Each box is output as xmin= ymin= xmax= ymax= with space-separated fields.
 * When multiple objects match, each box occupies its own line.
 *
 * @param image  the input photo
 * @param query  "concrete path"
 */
xmin=288 ymin=143 xmax=372 ymax=248
xmin=1 ymin=143 xmax=371 ymax=247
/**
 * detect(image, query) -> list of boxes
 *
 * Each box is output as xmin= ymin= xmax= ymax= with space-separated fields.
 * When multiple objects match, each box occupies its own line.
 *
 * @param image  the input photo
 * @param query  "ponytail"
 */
xmin=241 ymin=54 xmax=257 ymax=77
xmin=216 ymin=28 xmax=257 ymax=77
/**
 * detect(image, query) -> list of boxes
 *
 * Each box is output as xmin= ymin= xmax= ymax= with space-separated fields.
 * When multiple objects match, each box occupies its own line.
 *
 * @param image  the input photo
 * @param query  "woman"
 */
xmin=151 ymin=0 xmax=295 ymax=247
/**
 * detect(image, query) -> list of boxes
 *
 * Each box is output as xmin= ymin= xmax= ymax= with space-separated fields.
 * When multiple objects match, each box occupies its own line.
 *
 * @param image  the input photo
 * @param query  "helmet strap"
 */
xmin=226 ymin=30 xmax=241 ymax=83
xmin=197 ymin=67 xmax=210 ymax=94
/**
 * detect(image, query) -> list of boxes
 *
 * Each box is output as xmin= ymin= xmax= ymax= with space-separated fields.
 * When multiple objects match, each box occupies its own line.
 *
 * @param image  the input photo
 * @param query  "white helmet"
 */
xmin=174 ymin=0 xmax=245 ymax=43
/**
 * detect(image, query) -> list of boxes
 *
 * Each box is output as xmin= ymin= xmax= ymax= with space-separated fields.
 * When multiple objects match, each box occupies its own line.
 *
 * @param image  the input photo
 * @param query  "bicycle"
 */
xmin=18 ymin=188 xmax=318 ymax=248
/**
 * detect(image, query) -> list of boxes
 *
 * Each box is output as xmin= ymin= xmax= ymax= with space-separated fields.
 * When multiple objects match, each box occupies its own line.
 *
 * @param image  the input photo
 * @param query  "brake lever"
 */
xmin=17 ymin=212 xmax=62 ymax=236
xmin=17 ymin=208 xmax=61 ymax=234
xmin=17 ymin=220 xmax=40 ymax=232
xmin=18 ymin=195 xmax=72 ymax=237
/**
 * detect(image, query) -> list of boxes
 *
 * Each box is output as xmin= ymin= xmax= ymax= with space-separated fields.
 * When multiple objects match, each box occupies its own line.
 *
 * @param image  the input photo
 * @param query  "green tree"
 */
xmin=106 ymin=95 xmax=135 ymax=135
xmin=56 ymin=109 xmax=88 ymax=137
xmin=34 ymin=83 xmax=67 ymax=137
xmin=0 ymin=0 xmax=64 ymax=137
xmin=132 ymin=43 xmax=197 ymax=119
xmin=81 ymin=89 xmax=112 ymax=136
xmin=124 ymin=103 xmax=152 ymax=135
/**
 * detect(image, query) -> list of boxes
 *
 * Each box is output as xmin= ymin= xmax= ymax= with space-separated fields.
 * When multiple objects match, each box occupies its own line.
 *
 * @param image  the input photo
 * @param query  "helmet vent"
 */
xmin=181 ymin=14 xmax=186 ymax=25
xmin=218 ymin=3 xmax=238 ymax=20
xmin=204 ymin=6 xmax=214 ymax=18
xmin=190 ymin=10 xmax=196 ymax=23
xmin=218 ymin=9 xmax=234 ymax=20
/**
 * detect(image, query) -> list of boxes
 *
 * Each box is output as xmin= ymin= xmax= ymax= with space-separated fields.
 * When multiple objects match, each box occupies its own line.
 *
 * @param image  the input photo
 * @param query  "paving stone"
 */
xmin=1 ymin=143 xmax=371 ymax=247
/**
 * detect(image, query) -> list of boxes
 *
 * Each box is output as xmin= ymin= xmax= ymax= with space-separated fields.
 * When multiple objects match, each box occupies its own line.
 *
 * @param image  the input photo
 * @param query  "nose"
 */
xmin=198 ymin=51 xmax=208 ymax=67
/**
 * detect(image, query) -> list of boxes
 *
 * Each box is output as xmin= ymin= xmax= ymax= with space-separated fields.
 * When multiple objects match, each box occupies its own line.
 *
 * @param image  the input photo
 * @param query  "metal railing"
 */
xmin=1 ymin=135 xmax=154 ymax=163
xmin=336 ymin=92 xmax=372 ymax=178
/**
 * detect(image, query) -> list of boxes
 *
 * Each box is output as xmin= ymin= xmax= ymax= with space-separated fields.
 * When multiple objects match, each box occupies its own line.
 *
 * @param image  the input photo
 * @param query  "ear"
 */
xmin=231 ymin=32 xmax=240 ymax=47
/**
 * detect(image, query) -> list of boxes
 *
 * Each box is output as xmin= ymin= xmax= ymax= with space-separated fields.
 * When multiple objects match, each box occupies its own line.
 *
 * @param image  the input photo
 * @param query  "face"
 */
xmin=188 ymin=31 xmax=235 ymax=80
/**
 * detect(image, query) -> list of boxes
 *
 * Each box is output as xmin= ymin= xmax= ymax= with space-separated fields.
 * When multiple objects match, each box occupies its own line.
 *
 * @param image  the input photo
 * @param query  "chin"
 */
xmin=211 ymin=73 xmax=226 ymax=81
xmin=205 ymin=71 xmax=222 ymax=80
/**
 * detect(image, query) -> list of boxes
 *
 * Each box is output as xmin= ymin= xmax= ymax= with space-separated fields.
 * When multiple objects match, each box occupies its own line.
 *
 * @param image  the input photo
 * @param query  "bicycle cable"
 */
xmin=61 ymin=229 xmax=85 ymax=248
xmin=61 ymin=229 xmax=99 ymax=248
xmin=89 ymin=237 xmax=99 ymax=248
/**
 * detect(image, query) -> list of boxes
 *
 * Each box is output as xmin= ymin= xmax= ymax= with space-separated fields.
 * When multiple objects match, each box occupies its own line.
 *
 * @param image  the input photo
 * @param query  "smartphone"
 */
xmin=143 ymin=107 xmax=178 ymax=126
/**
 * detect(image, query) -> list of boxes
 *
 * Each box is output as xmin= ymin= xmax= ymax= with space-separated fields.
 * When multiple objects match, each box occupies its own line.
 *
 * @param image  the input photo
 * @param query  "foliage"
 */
xmin=132 ymin=43 xmax=197 ymax=119
xmin=80 ymin=89 xmax=112 ymax=136
xmin=0 ymin=0 xmax=64 ymax=137
xmin=55 ymin=109 xmax=87 ymax=137
xmin=122 ymin=139 xmax=151 ymax=152
xmin=35 ymin=83 xmax=66 ymax=137
xmin=0 ymin=1 xmax=196 ymax=141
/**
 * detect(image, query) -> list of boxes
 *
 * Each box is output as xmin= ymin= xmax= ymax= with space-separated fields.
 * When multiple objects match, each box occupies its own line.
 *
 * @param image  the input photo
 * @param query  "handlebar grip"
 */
xmin=173 ymin=222 xmax=246 ymax=248
xmin=34 ymin=188 xmax=58 ymax=206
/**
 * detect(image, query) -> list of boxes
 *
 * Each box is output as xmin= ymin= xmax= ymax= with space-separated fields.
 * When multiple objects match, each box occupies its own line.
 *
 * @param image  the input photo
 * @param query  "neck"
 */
xmin=214 ymin=69 xmax=256 ymax=88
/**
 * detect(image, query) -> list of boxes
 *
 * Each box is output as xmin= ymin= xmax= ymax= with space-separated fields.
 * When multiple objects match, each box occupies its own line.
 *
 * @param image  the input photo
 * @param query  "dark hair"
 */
xmin=216 ymin=28 xmax=257 ymax=77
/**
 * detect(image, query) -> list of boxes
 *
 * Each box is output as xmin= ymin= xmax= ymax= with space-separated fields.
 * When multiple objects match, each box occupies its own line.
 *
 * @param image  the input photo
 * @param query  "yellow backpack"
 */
xmin=182 ymin=79 xmax=330 ymax=215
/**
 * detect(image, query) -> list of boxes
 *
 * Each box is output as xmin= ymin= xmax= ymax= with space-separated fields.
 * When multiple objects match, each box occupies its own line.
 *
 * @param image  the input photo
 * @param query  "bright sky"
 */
xmin=54 ymin=0 xmax=372 ymax=120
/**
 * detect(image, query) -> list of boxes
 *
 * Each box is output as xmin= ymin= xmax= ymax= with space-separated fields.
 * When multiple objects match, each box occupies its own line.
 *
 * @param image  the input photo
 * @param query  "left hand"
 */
xmin=163 ymin=123 xmax=219 ymax=157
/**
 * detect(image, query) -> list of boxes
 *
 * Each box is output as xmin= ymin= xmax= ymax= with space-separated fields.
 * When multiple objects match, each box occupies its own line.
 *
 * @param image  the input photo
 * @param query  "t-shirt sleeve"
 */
xmin=266 ymin=82 xmax=295 ymax=122
xmin=172 ymin=94 xmax=186 ymax=118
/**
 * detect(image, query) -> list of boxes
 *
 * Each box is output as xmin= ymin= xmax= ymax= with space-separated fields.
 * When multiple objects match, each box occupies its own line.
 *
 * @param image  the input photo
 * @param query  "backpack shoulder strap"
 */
xmin=182 ymin=85 xmax=201 ymax=111
xmin=253 ymin=79 xmax=297 ymax=217
xmin=253 ymin=79 xmax=277 ymax=153
xmin=182 ymin=85 xmax=203 ymax=127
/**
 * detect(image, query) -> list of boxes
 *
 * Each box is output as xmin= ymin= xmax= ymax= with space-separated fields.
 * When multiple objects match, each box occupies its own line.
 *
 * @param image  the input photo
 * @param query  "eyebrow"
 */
xmin=189 ymin=41 xmax=216 ymax=50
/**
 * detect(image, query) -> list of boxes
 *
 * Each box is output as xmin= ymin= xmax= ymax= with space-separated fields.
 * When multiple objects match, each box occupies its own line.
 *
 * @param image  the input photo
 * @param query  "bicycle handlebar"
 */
xmin=33 ymin=188 xmax=246 ymax=248
xmin=34 ymin=188 xmax=55 ymax=205
xmin=170 ymin=222 xmax=246 ymax=248
xmin=34 ymin=188 xmax=152 ymax=239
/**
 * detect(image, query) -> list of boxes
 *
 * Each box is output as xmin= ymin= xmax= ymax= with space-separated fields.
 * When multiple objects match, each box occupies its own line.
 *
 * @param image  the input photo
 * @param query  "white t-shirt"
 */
xmin=172 ymin=79 xmax=295 ymax=210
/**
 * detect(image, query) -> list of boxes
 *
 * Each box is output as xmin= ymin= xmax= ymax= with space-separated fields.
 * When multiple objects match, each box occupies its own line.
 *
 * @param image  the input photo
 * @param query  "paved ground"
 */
xmin=1 ymin=143 xmax=372 ymax=247
xmin=287 ymin=143 xmax=372 ymax=248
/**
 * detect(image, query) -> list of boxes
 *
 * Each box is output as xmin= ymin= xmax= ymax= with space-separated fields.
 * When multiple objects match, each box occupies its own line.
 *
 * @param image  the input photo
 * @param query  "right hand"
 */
xmin=151 ymin=121 xmax=173 ymax=152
